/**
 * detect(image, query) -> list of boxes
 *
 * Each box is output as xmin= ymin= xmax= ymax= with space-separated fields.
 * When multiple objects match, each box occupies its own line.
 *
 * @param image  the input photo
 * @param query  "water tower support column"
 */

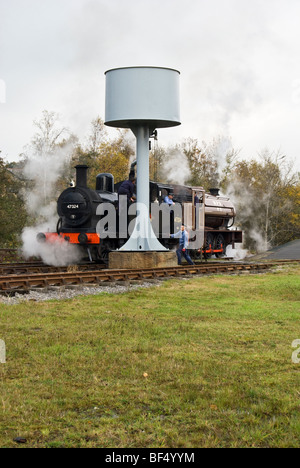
xmin=120 ymin=125 xmax=167 ymax=251
xmin=104 ymin=66 xmax=180 ymax=265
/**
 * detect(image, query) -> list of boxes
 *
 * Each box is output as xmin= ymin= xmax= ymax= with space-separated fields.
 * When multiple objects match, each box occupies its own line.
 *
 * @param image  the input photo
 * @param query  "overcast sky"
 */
xmin=0 ymin=0 xmax=300 ymax=170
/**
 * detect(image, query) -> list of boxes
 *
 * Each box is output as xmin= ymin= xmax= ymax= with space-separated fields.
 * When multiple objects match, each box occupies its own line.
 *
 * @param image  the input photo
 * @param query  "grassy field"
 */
xmin=0 ymin=264 xmax=299 ymax=448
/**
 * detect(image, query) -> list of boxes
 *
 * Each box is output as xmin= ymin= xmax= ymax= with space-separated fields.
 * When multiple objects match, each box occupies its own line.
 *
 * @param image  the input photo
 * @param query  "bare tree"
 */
xmin=22 ymin=111 xmax=76 ymax=221
xmin=227 ymin=149 xmax=300 ymax=251
xmin=31 ymin=110 xmax=69 ymax=156
xmin=86 ymin=117 xmax=107 ymax=153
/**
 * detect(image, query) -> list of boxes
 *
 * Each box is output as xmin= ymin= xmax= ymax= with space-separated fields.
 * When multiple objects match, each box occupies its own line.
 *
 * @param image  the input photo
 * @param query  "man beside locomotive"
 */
xmin=171 ymin=224 xmax=195 ymax=266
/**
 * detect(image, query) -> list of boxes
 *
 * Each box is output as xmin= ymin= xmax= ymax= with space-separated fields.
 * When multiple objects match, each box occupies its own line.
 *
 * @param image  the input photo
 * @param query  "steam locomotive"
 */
xmin=37 ymin=163 xmax=243 ymax=263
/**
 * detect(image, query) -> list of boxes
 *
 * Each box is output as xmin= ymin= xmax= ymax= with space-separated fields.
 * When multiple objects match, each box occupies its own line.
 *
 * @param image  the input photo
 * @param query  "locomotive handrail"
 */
xmin=56 ymin=218 xmax=62 ymax=235
xmin=227 ymin=217 xmax=235 ymax=228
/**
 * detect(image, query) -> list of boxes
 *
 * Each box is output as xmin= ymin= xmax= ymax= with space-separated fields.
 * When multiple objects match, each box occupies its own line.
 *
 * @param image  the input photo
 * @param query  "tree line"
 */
xmin=1 ymin=110 xmax=299 ymax=252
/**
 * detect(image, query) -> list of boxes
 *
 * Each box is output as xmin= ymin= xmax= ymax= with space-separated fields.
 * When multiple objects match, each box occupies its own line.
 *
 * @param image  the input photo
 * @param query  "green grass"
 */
xmin=0 ymin=265 xmax=300 ymax=448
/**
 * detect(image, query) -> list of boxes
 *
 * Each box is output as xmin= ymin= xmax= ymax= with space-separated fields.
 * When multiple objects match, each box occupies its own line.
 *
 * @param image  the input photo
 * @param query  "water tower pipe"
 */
xmin=132 ymin=125 xmax=150 ymax=214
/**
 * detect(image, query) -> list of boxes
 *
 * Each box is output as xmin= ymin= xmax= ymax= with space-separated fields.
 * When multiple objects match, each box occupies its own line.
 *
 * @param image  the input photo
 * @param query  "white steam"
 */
xmin=21 ymin=143 xmax=83 ymax=266
xmin=162 ymin=148 xmax=191 ymax=185
xmin=200 ymin=135 xmax=270 ymax=256
xmin=203 ymin=135 xmax=236 ymax=186
xmin=225 ymin=179 xmax=270 ymax=255
xmin=226 ymin=244 xmax=249 ymax=260
xmin=22 ymin=226 xmax=83 ymax=267
xmin=22 ymin=144 xmax=71 ymax=217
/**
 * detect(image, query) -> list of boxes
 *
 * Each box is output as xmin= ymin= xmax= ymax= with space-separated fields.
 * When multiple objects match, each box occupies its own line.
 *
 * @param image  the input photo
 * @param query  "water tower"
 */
xmin=104 ymin=66 xmax=181 ymax=258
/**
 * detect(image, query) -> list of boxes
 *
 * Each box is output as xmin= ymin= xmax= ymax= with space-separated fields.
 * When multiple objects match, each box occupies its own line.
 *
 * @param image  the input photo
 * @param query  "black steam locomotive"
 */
xmin=38 ymin=164 xmax=243 ymax=263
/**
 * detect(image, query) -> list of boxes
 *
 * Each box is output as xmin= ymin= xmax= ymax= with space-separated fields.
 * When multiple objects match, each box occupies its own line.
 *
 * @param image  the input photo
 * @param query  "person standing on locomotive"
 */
xmin=118 ymin=177 xmax=136 ymax=205
xmin=164 ymin=193 xmax=175 ymax=205
xmin=171 ymin=224 xmax=195 ymax=266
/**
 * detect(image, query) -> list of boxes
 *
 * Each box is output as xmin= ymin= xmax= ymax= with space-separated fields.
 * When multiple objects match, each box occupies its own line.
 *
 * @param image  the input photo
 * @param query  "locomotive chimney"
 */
xmin=75 ymin=165 xmax=88 ymax=188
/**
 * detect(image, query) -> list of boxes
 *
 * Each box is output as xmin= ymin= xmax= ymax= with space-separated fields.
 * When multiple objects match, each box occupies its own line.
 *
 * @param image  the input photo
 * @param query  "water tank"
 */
xmin=105 ymin=67 xmax=181 ymax=129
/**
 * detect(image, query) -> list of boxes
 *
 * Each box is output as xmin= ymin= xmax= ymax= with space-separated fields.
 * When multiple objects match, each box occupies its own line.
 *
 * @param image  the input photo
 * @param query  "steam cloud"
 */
xmin=202 ymin=135 xmax=270 ymax=258
xmin=162 ymin=148 xmax=191 ymax=185
xmin=225 ymin=179 xmax=270 ymax=257
xmin=21 ymin=144 xmax=84 ymax=266
xmin=22 ymin=225 xmax=83 ymax=267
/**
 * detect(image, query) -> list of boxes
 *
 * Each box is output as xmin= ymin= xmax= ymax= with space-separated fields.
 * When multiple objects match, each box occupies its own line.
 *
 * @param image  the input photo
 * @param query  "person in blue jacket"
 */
xmin=171 ymin=224 xmax=195 ymax=265
xmin=164 ymin=193 xmax=175 ymax=205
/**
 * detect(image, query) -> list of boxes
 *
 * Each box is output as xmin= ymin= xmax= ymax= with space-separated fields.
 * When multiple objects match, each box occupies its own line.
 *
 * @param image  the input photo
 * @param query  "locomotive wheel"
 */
xmin=193 ymin=249 xmax=202 ymax=260
xmin=204 ymin=233 xmax=214 ymax=259
xmin=214 ymin=234 xmax=226 ymax=258
xmin=100 ymin=249 xmax=110 ymax=266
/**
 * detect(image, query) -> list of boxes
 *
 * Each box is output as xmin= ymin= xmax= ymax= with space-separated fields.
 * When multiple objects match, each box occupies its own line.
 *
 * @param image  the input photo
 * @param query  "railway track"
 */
xmin=0 ymin=259 xmax=298 ymax=295
xmin=0 ymin=262 xmax=105 ymax=276
xmin=0 ymin=259 xmax=233 ymax=276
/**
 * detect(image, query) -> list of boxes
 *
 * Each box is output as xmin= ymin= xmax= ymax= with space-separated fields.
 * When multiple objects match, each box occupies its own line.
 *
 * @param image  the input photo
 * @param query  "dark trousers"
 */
xmin=176 ymin=247 xmax=194 ymax=265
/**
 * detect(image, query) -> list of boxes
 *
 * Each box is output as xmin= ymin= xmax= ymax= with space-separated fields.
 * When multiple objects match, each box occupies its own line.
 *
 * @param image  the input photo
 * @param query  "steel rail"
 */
xmin=0 ymin=260 xmax=299 ymax=294
xmin=0 ymin=262 xmax=105 ymax=276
